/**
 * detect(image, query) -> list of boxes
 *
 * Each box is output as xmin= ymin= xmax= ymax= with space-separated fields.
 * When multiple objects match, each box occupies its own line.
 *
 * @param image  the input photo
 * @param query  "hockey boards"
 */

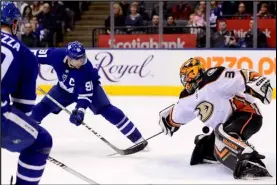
xmin=37 ymin=87 xmax=147 ymax=156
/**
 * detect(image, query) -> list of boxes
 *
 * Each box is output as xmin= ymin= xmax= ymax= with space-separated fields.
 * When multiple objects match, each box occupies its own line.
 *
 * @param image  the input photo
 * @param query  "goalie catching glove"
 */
xmin=246 ymin=76 xmax=272 ymax=105
xmin=159 ymin=104 xmax=181 ymax=136
xmin=242 ymin=70 xmax=273 ymax=105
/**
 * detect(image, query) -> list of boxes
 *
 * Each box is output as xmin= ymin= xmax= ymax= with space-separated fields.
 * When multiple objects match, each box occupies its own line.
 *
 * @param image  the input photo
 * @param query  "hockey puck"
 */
xmin=202 ymin=126 xmax=210 ymax=134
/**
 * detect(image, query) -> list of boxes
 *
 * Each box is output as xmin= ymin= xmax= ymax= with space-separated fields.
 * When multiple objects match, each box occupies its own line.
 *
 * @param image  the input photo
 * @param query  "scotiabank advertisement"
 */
xmin=224 ymin=18 xmax=276 ymax=48
xmin=98 ymin=34 xmax=197 ymax=48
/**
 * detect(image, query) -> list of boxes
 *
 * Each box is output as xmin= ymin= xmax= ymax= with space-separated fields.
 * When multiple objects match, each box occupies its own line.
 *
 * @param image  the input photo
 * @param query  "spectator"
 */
xmin=30 ymin=16 xmax=40 ymax=38
xmin=151 ymin=2 xmax=170 ymax=20
xmin=51 ymin=1 xmax=66 ymax=46
xmin=62 ymin=2 xmax=75 ymax=31
xmin=37 ymin=3 xmax=55 ymax=46
xmin=267 ymin=2 xmax=276 ymax=16
xmin=134 ymin=1 xmax=149 ymax=21
xmin=22 ymin=5 xmax=33 ymax=24
xmin=199 ymin=0 xmax=206 ymax=15
xmin=21 ymin=23 xmax=40 ymax=47
xmin=63 ymin=2 xmax=81 ymax=21
xmin=223 ymin=31 xmax=241 ymax=48
xmin=20 ymin=1 xmax=30 ymax=15
xmin=20 ymin=5 xmax=33 ymax=34
xmin=147 ymin=15 xmax=159 ymax=34
xmin=210 ymin=1 xmax=223 ymax=33
xmin=125 ymin=3 xmax=143 ymax=33
xmin=244 ymin=20 xmax=267 ymax=48
xmin=221 ymin=1 xmax=237 ymax=16
xmin=105 ymin=3 xmax=125 ymax=34
xmin=31 ymin=1 xmax=43 ymax=16
xmin=211 ymin=1 xmax=222 ymax=17
xmin=171 ymin=2 xmax=192 ymax=20
xmin=164 ymin=15 xmax=180 ymax=34
xmin=193 ymin=7 xmax=206 ymax=27
xmin=119 ymin=1 xmax=130 ymax=17
xmin=152 ymin=15 xmax=159 ymax=27
xmin=211 ymin=20 xmax=230 ymax=48
xmin=234 ymin=2 xmax=250 ymax=18
xmin=186 ymin=13 xmax=198 ymax=34
xmin=257 ymin=3 xmax=272 ymax=17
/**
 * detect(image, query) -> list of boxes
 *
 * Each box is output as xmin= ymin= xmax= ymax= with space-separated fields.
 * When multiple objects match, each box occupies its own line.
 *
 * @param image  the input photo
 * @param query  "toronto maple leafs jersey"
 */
xmin=170 ymin=67 xmax=261 ymax=129
xmin=1 ymin=30 xmax=38 ymax=115
xmin=34 ymin=48 xmax=100 ymax=109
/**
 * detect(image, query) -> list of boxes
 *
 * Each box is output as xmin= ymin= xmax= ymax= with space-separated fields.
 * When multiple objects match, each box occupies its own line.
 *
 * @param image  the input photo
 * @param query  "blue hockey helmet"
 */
xmin=1 ymin=2 xmax=21 ymax=25
xmin=66 ymin=41 xmax=87 ymax=68
xmin=1 ymin=2 xmax=21 ymax=35
xmin=66 ymin=41 xmax=86 ymax=60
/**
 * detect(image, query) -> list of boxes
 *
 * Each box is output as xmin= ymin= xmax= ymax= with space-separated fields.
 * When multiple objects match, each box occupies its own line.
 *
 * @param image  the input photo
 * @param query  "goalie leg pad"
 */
xmin=190 ymin=132 xmax=217 ymax=165
xmin=214 ymin=124 xmax=271 ymax=179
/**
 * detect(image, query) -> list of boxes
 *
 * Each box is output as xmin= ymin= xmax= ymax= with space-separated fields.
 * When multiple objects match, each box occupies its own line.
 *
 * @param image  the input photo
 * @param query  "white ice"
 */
xmin=2 ymin=97 xmax=276 ymax=184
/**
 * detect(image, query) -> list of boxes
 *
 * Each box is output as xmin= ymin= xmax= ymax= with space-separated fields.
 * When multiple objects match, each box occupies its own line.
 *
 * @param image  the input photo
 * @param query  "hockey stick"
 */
xmin=47 ymin=156 xmax=98 ymax=184
xmin=37 ymin=86 xmax=147 ymax=155
xmin=108 ymin=131 xmax=163 ymax=156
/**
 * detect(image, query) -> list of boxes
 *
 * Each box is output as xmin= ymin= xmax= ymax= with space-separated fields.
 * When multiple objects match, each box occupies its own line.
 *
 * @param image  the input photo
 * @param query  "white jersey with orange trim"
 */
xmin=170 ymin=66 xmax=261 ymax=129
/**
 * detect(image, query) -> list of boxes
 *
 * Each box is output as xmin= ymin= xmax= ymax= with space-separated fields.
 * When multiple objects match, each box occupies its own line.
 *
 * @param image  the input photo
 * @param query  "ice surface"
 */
xmin=2 ymin=97 xmax=276 ymax=184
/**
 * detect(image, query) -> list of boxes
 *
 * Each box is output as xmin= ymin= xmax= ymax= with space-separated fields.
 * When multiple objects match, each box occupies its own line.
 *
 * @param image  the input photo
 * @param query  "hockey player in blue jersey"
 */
xmin=31 ymin=41 xmax=147 ymax=145
xmin=1 ymin=2 xmax=53 ymax=185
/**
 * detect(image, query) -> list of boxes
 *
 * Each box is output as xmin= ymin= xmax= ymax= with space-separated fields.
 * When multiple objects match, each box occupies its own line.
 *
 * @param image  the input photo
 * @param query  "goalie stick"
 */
xmin=37 ymin=86 xmax=147 ymax=155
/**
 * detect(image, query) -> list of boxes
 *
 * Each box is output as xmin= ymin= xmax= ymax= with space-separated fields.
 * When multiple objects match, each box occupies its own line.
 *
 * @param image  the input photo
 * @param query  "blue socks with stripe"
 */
xmin=16 ymin=127 xmax=52 ymax=185
xmin=99 ymin=105 xmax=143 ymax=143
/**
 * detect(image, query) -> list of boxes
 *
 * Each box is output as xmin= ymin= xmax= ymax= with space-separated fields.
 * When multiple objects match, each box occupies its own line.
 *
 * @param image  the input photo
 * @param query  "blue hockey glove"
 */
xmin=69 ymin=108 xmax=85 ymax=126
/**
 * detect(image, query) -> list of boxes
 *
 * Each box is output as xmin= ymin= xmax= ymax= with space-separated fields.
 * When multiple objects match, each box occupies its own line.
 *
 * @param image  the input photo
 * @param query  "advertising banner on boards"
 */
xmin=36 ymin=49 xmax=276 ymax=97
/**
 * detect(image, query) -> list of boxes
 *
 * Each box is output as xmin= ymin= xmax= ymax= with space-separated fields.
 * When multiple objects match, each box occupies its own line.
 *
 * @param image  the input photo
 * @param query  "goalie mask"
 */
xmin=180 ymin=58 xmax=205 ymax=92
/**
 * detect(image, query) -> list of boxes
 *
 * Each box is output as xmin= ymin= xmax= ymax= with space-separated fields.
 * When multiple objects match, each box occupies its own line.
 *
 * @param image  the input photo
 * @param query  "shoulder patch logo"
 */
xmin=207 ymin=68 xmax=217 ymax=76
xmin=195 ymin=101 xmax=214 ymax=122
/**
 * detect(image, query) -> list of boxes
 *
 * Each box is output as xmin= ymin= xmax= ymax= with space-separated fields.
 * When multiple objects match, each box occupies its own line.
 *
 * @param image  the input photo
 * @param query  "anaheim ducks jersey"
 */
xmin=170 ymin=67 xmax=261 ymax=129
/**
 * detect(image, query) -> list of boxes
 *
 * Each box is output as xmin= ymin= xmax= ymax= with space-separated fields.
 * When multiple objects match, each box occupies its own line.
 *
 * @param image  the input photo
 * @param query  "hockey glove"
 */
xmin=159 ymin=104 xmax=180 ymax=137
xmin=69 ymin=108 xmax=85 ymax=126
xmin=246 ymin=76 xmax=272 ymax=105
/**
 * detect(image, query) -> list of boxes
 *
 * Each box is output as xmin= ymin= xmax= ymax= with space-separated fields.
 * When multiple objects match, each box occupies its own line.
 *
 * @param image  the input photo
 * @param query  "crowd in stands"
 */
xmin=15 ymin=1 xmax=90 ymax=47
xmin=104 ymin=1 xmax=276 ymax=48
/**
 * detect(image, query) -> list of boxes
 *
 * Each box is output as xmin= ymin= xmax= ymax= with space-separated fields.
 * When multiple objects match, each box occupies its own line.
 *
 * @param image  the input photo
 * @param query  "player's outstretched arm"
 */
xmin=32 ymin=49 xmax=55 ymax=65
xmin=158 ymin=100 xmax=195 ymax=137
xmin=159 ymin=104 xmax=181 ymax=137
